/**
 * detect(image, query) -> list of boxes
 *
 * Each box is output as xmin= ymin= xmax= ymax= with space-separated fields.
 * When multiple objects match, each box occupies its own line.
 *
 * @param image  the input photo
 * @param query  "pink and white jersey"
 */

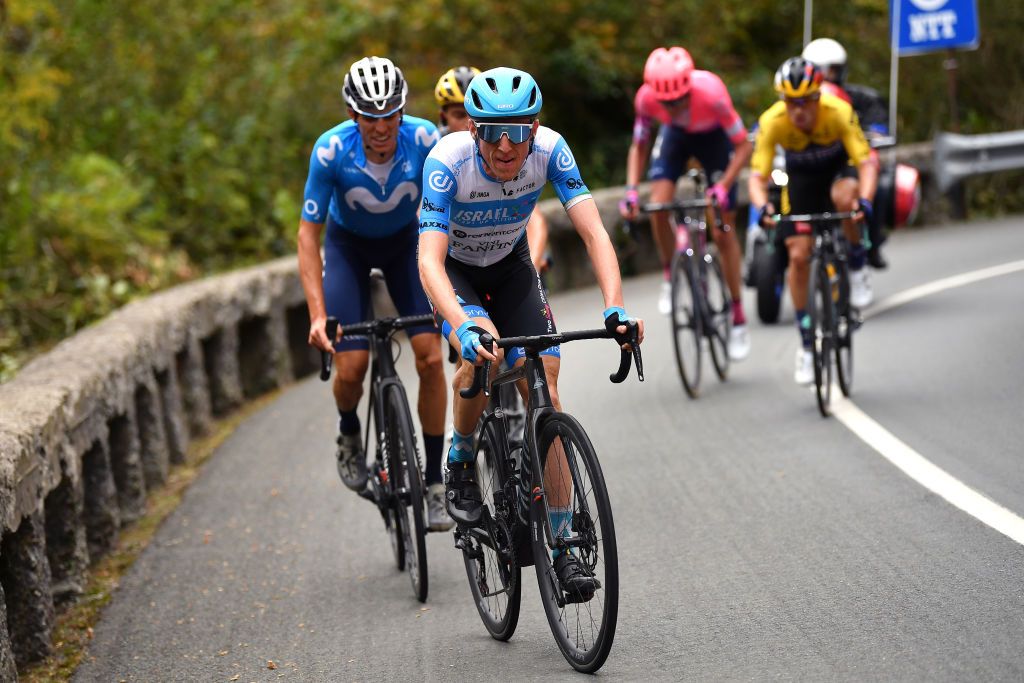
xmin=632 ymin=70 xmax=747 ymax=145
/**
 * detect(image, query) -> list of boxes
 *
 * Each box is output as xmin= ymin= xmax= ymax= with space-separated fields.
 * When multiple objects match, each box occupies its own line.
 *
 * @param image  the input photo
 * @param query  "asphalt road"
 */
xmin=75 ymin=217 xmax=1024 ymax=682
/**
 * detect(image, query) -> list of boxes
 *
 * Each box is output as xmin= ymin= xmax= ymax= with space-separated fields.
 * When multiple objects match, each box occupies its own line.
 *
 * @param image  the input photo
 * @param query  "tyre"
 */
xmin=704 ymin=250 xmax=731 ymax=381
xmin=755 ymin=242 xmax=784 ymax=324
xmin=808 ymin=258 xmax=833 ymax=417
xmin=384 ymin=385 xmax=428 ymax=602
xmin=670 ymin=252 xmax=702 ymax=398
xmin=462 ymin=421 xmax=521 ymax=640
xmin=834 ymin=258 xmax=854 ymax=397
xmin=369 ymin=383 xmax=404 ymax=571
xmin=531 ymin=413 xmax=618 ymax=673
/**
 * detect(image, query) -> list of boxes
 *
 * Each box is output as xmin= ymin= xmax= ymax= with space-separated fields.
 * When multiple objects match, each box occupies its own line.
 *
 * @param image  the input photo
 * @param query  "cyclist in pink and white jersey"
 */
xmin=620 ymin=47 xmax=753 ymax=361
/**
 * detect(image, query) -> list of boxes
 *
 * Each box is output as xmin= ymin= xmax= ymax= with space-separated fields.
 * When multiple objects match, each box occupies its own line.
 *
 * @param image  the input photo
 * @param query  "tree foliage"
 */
xmin=2 ymin=0 xmax=1022 ymax=379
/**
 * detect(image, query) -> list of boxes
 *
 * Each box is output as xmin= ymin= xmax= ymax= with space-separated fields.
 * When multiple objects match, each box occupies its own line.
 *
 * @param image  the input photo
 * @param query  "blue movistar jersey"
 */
xmin=302 ymin=116 xmax=439 ymax=238
xmin=418 ymin=127 xmax=591 ymax=266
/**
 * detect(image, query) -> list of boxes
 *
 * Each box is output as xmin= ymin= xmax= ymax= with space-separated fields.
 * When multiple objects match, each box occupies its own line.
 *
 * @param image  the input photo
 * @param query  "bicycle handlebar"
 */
xmin=458 ymin=323 xmax=644 ymax=399
xmin=319 ymin=317 xmax=339 ymax=381
xmin=772 ymin=210 xmax=860 ymax=224
xmin=319 ymin=314 xmax=437 ymax=382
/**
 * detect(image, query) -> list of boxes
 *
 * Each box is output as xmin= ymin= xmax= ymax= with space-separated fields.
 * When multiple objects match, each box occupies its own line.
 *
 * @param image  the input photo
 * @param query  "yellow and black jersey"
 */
xmin=751 ymin=93 xmax=871 ymax=176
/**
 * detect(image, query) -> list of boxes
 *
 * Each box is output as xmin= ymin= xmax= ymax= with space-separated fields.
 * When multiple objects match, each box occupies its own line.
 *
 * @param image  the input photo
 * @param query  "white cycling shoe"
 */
xmin=794 ymin=348 xmax=814 ymax=385
xmin=728 ymin=324 xmax=751 ymax=361
xmin=849 ymin=268 xmax=873 ymax=308
xmin=657 ymin=280 xmax=672 ymax=316
xmin=426 ymin=483 xmax=454 ymax=531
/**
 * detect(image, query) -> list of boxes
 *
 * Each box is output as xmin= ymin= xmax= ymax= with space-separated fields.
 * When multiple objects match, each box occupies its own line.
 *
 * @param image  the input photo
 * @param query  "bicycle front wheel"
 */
xmin=531 ymin=413 xmax=618 ymax=673
xmin=809 ymin=257 xmax=834 ymax=417
xmin=462 ymin=422 xmax=521 ymax=640
xmin=384 ymin=385 xmax=428 ymax=602
xmin=671 ymin=252 xmax=702 ymax=398
xmin=834 ymin=259 xmax=854 ymax=397
xmin=704 ymin=249 xmax=732 ymax=381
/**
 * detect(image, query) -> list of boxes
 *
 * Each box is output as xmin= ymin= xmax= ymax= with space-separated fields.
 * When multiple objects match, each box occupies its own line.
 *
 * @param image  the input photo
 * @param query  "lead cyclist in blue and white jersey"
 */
xmin=298 ymin=56 xmax=451 ymax=530
xmin=417 ymin=67 xmax=644 ymax=594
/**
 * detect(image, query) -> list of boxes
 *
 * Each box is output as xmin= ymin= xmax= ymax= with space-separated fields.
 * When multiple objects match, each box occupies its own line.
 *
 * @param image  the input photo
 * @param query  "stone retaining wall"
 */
xmin=0 ymin=256 xmax=312 ymax=674
xmin=0 ymin=142 xmax=936 ymax=677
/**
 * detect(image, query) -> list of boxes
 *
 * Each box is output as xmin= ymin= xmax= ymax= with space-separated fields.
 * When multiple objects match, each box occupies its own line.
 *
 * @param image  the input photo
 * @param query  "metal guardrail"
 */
xmin=934 ymin=129 xmax=1024 ymax=192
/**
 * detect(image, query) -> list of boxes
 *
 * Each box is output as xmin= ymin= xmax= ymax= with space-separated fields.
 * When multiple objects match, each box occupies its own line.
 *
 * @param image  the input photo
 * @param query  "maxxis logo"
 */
xmin=555 ymin=147 xmax=576 ymax=172
xmin=428 ymin=169 xmax=454 ymax=193
xmin=304 ymin=199 xmax=320 ymax=217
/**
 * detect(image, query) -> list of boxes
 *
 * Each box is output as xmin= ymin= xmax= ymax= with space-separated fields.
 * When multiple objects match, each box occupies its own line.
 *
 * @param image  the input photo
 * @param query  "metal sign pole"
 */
xmin=889 ymin=0 xmax=901 ymax=138
xmin=804 ymin=0 xmax=813 ymax=46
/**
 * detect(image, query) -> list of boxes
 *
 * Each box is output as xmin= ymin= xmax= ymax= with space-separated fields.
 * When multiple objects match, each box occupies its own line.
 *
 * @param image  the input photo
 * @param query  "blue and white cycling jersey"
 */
xmin=302 ymin=115 xmax=439 ymax=238
xmin=418 ymin=127 xmax=591 ymax=266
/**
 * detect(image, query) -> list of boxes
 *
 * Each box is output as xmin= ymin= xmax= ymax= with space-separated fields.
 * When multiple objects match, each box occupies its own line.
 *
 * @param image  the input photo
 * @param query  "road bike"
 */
xmin=453 ymin=323 xmax=642 ymax=673
xmin=640 ymin=170 xmax=731 ymax=398
xmin=774 ymin=211 xmax=862 ymax=417
xmin=319 ymin=313 xmax=433 ymax=601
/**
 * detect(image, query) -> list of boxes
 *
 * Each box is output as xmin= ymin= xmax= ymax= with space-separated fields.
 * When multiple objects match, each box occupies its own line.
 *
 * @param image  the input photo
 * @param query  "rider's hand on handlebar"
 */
xmin=854 ymin=197 xmax=873 ymax=224
xmin=706 ymin=183 xmax=731 ymax=211
xmin=618 ymin=187 xmax=640 ymax=220
xmin=456 ymin=321 xmax=497 ymax=365
xmin=603 ymin=307 xmax=644 ymax=349
xmin=308 ymin=315 xmax=337 ymax=353
xmin=757 ymin=202 xmax=777 ymax=228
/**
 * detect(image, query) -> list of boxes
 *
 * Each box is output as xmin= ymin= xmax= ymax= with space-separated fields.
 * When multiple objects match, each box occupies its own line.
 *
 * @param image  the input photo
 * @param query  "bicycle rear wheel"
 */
xmin=462 ymin=422 xmax=521 ymax=640
xmin=704 ymin=250 xmax=732 ymax=381
xmin=834 ymin=259 xmax=854 ymax=397
xmin=671 ymin=252 xmax=702 ymax=398
xmin=384 ymin=385 xmax=428 ymax=602
xmin=809 ymin=257 xmax=833 ymax=417
xmin=531 ymin=413 xmax=618 ymax=673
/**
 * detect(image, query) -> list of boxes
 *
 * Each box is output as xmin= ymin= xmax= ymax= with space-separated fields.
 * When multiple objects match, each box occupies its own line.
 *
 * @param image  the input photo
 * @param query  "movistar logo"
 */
xmin=344 ymin=182 xmax=418 ymax=213
xmin=316 ymin=134 xmax=345 ymax=167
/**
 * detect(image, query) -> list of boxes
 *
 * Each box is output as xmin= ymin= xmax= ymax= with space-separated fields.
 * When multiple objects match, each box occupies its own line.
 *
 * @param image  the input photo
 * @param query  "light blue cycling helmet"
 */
xmin=464 ymin=67 xmax=543 ymax=119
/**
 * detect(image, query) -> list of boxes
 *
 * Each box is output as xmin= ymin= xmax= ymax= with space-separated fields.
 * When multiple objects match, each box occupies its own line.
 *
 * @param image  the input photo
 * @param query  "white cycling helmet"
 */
xmin=802 ymin=38 xmax=848 ymax=85
xmin=343 ymin=56 xmax=408 ymax=117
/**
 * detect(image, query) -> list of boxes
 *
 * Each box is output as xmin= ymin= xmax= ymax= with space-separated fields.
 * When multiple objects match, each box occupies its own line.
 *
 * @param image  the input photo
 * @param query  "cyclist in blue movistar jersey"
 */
xmin=298 ymin=56 xmax=451 ymax=530
xmin=418 ymin=67 xmax=644 ymax=594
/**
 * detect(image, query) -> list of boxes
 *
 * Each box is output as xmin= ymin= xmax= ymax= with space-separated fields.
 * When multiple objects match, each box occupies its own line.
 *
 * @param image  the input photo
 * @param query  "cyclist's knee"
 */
xmin=335 ymin=351 xmax=369 ymax=384
xmin=831 ymin=179 xmax=858 ymax=210
xmin=414 ymin=347 xmax=444 ymax=378
xmin=650 ymin=179 xmax=675 ymax=202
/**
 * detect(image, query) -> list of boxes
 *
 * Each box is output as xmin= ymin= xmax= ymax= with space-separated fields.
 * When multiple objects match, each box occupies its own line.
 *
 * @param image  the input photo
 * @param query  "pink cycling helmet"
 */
xmin=644 ymin=47 xmax=695 ymax=101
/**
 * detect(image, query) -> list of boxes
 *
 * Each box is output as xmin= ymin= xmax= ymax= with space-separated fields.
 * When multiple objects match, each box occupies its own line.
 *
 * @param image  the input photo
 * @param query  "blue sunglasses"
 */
xmin=473 ymin=121 xmax=534 ymax=144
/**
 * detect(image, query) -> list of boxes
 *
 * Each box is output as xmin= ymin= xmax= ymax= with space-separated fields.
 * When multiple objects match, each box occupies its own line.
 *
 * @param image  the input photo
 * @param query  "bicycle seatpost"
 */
xmin=458 ymin=333 xmax=494 ymax=399
xmin=319 ymin=316 xmax=339 ymax=381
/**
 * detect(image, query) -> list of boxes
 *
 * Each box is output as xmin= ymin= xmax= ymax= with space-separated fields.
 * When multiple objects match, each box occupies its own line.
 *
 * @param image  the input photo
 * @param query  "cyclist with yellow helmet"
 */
xmin=434 ymin=66 xmax=552 ymax=277
xmin=748 ymin=56 xmax=876 ymax=385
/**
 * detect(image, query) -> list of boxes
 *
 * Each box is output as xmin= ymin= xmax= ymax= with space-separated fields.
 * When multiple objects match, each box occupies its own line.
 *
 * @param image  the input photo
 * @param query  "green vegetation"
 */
xmin=3 ymin=0 xmax=1023 ymax=379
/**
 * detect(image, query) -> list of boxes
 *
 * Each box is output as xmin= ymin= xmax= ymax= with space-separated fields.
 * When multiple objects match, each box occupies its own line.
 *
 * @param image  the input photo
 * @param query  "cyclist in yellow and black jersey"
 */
xmin=749 ymin=57 xmax=877 ymax=385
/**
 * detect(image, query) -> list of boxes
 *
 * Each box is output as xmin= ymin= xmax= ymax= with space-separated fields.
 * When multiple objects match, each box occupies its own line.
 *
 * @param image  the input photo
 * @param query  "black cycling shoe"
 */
xmin=336 ymin=432 xmax=368 ymax=492
xmin=554 ymin=552 xmax=597 ymax=603
xmin=868 ymin=246 xmax=888 ymax=270
xmin=445 ymin=461 xmax=483 ymax=527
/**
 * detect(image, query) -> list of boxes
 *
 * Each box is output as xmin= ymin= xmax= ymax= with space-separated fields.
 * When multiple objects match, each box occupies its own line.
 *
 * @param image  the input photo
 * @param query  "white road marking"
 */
xmin=867 ymin=259 xmax=1024 ymax=319
xmin=832 ymin=394 xmax=1024 ymax=545
xmin=834 ymin=259 xmax=1024 ymax=546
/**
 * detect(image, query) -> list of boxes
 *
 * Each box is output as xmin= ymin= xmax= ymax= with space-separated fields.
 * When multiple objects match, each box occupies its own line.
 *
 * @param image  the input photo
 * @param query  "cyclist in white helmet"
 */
xmin=299 ymin=56 xmax=452 ymax=530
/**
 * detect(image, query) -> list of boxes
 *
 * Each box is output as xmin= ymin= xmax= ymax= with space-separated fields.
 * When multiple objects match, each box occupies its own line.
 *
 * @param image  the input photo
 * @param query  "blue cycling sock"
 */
xmin=338 ymin=408 xmax=360 ymax=436
xmin=795 ymin=309 xmax=812 ymax=349
xmin=447 ymin=428 xmax=474 ymax=464
xmin=849 ymin=244 xmax=867 ymax=271
xmin=549 ymin=506 xmax=572 ymax=559
xmin=423 ymin=433 xmax=444 ymax=486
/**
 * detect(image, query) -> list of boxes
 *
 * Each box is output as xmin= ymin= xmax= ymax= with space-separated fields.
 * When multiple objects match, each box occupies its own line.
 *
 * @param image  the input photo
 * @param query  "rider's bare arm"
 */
xmin=526 ymin=210 xmax=550 ymax=272
xmin=297 ymin=218 xmax=333 ymax=352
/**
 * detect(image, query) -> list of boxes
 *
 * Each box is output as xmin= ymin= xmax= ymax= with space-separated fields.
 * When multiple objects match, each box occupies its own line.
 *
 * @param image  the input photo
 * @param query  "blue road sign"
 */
xmin=891 ymin=0 xmax=980 ymax=55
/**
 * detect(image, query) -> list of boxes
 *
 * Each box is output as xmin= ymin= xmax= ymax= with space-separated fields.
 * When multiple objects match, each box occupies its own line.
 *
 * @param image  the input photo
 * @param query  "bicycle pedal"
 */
xmin=356 ymin=486 xmax=376 ymax=502
xmin=562 ymin=588 xmax=597 ymax=604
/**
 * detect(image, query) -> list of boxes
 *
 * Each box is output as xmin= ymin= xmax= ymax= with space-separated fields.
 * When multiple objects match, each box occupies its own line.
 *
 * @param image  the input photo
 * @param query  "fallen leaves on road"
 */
xmin=267 ymin=660 xmax=277 ymax=670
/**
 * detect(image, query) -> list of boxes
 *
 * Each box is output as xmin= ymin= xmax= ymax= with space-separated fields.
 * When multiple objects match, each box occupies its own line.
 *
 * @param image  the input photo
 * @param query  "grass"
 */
xmin=19 ymin=389 xmax=282 ymax=683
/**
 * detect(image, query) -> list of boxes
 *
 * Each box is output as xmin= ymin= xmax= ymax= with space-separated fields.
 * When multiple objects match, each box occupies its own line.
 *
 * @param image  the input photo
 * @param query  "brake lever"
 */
xmin=319 ymin=317 xmax=339 ymax=381
xmin=458 ymin=333 xmax=494 ymax=398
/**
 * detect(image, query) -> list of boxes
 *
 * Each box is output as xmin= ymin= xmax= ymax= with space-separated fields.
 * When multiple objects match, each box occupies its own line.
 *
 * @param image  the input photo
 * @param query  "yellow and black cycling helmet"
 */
xmin=773 ymin=56 xmax=824 ymax=99
xmin=434 ymin=66 xmax=481 ymax=106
